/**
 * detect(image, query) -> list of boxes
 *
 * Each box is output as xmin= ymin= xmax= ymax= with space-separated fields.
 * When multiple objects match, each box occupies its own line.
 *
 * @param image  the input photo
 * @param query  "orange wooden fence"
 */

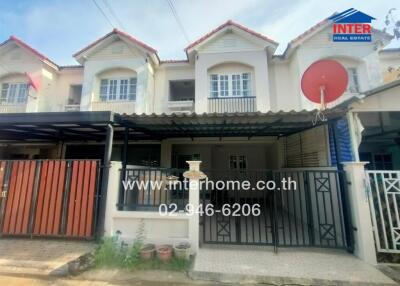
xmin=0 ymin=160 xmax=100 ymax=239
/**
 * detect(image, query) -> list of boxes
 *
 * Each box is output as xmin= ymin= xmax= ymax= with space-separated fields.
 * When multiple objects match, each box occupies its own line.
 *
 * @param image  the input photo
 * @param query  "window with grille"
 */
xmin=0 ymin=83 xmax=28 ymax=104
xmin=209 ymin=73 xmax=251 ymax=97
xmin=99 ymin=77 xmax=137 ymax=101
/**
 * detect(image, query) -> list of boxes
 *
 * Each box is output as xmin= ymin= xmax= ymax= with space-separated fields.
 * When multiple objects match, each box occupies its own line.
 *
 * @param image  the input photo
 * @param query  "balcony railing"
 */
xmin=208 ymin=96 xmax=256 ymax=113
xmin=167 ymin=99 xmax=194 ymax=113
xmin=0 ymin=103 xmax=27 ymax=113
xmin=65 ymin=104 xmax=81 ymax=112
xmin=92 ymin=100 xmax=135 ymax=114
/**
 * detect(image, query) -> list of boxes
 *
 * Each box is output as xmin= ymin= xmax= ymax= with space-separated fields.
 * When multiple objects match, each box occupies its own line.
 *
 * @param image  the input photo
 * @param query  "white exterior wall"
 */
xmin=104 ymin=161 xmax=191 ymax=245
xmin=194 ymin=50 xmax=270 ymax=113
xmin=0 ymin=25 xmax=394 ymax=115
xmin=0 ymin=44 xmax=53 ymax=112
xmin=271 ymin=27 xmax=385 ymax=111
xmin=154 ymin=63 xmax=195 ymax=114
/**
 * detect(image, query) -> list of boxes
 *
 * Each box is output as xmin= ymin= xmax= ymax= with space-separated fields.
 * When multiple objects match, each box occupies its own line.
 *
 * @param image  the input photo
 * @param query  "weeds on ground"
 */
xmin=94 ymin=235 xmax=124 ymax=267
xmin=93 ymin=220 xmax=189 ymax=271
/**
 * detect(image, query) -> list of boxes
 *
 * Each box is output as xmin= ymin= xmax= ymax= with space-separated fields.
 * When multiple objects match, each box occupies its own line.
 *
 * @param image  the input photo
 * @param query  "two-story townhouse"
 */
xmin=0 ymin=18 xmax=393 ymax=167
xmin=1 ymin=14 xmax=400 ymax=266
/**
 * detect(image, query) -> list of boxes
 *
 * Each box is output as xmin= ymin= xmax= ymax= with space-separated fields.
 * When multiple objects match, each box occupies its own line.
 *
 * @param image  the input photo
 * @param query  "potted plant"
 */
xmin=173 ymin=241 xmax=191 ymax=260
xmin=156 ymin=245 xmax=173 ymax=262
xmin=140 ymin=243 xmax=156 ymax=260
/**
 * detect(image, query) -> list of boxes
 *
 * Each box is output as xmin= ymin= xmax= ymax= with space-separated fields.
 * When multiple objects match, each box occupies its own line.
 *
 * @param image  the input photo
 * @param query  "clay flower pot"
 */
xmin=173 ymin=241 xmax=191 ymax=260
xmin=156 ymin=245 xmax=173 ymax=262
xmin=140 ymin=243 xmax=156 ymax=260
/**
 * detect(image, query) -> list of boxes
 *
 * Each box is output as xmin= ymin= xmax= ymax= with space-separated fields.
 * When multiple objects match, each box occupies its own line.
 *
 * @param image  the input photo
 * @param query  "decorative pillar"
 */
xmin=342 ymin=161 xmax=377 ymax=265
xmin=183 ymin=160 xmax=206 ymax=254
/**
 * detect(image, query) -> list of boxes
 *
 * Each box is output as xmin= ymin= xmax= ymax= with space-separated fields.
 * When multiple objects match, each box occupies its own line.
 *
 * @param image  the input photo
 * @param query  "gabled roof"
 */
xmin=0 ymin=35 xmax=59 ymax=69
xmin=185 ymin=20 xmax=278 ymax=53
xmin=73 ymin=28 xmax=157 ymax=60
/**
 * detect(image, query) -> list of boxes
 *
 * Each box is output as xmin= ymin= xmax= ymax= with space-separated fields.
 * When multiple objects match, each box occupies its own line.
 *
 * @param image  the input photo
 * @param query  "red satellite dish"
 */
xmin=301 ymin=59 xmax=348 ymax=105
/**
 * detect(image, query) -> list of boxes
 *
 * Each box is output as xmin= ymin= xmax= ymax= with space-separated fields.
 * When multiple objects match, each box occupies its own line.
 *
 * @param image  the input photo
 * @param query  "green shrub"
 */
xmin=94 ymin=236 xmax=124 ymax=268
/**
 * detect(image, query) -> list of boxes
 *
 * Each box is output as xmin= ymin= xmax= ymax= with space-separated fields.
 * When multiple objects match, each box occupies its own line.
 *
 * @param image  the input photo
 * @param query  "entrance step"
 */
xmin=190 ymin=246 xmax=397 ymax=285
xmin=0 ymin=238 xmax=95 ymax=277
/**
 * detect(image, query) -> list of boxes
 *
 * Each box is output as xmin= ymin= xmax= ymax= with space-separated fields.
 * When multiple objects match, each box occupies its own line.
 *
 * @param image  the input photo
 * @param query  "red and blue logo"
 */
xmin=328 ymin=8 xmax=375 ymax=42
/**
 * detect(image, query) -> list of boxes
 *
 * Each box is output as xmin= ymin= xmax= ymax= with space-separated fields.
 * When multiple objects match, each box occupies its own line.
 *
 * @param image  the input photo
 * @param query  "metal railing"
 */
xmin=208 ymin=96 xmax=256 ymax=113
xmin=118 ymin=167 xmax=188 ymax=211
xmin=367 ymin=170 xmax=400 ymax=253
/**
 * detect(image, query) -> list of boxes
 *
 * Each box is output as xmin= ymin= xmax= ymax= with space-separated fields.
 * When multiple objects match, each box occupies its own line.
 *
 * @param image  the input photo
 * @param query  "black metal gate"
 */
xmin=200 ymin=169 xmax=353 ymax=251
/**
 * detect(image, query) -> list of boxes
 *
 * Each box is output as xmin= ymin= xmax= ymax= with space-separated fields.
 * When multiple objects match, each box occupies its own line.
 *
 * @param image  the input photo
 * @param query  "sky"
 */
xmin=0 ymin=0 xmax=399 ymax=65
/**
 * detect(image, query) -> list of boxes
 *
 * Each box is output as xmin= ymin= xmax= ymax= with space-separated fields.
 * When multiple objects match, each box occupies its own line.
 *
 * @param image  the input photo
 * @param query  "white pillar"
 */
xmin=184 ymin=160 xmax=204 ymax=254
xmin=104 ymin=161 xmax=122 ymax=236
xmin=342 ymin=161 xmax=377 ymax=265
xmin=346 ymin=112 xmax=360 ymax=162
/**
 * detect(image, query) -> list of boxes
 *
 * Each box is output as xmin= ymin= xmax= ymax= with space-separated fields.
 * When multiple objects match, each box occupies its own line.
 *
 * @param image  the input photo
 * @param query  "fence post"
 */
xmin=342 ymin=162 xmax=377 ymax=265
xmin=184 ymin=161 xmax=206 ymax=254
xmin=104 ymin=161 xmax=122 ymax=237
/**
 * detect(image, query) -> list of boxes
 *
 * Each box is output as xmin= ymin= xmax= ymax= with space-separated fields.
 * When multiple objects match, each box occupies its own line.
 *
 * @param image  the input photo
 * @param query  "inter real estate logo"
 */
xmin=328 ymin=8 xmax=375 ymax=42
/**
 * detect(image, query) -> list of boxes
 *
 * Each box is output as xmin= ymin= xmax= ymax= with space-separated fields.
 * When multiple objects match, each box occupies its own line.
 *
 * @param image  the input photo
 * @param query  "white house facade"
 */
xmin=0 ymin=16 xmax=399 ymax=269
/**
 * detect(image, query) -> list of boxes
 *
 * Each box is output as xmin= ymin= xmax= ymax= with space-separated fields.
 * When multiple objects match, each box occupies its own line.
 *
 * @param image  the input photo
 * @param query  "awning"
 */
xmin=0 ymin=111 xmax=114 ymax=143
xmin=117 ymin=109 xmax=347 ymax=139
xmin=0 ymin=108 xmax=347 ymax=143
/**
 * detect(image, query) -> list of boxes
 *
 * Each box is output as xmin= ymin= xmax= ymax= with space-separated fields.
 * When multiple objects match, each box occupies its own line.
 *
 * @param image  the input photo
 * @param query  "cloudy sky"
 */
xmin=0 ymin=0 xmax=399 ymax=65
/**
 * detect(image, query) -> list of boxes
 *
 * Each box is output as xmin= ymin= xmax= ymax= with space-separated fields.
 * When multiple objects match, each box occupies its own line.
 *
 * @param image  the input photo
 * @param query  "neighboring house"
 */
xmin=379 ymin=48 xmax=400 ymax=83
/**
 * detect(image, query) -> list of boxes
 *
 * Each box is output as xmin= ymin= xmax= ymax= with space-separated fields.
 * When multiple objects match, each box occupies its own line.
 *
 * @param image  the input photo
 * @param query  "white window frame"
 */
xmin=209 ymin=73 xmax=252 ymax=98
xmin=0 ymin=82 xmax=28 ymax=105
xmin=99 ymin=77 xmax=137 ymax=102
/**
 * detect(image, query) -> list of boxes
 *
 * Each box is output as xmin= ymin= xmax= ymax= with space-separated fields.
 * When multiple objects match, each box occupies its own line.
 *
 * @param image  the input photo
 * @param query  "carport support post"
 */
xmin=342 ymin=162 xmax=377 ymax=265
xmin=97 ymin=124 xmax=114 ymax=237
xmin=185 ymin=161 xmax=202 ymax=254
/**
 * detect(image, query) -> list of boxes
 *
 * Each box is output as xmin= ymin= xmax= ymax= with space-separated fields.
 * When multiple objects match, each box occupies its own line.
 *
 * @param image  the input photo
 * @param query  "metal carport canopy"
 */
xmin=0 ymin=111 xmax=115 ymax=143
xmin=116 ymin=109 xmax=347 ymax=139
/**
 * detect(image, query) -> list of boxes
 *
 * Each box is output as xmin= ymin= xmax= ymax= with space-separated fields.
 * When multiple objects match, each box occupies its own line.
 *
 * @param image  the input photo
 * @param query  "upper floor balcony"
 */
xmin=208 ymin=96 xmax=256 ymax=113
xmin=167 ymin=80 xmax=195 ymax=114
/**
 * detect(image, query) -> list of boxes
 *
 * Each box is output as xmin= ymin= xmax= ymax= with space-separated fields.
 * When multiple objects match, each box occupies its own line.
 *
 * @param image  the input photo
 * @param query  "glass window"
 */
xmin=347 ymin=68 xmax=359 ymax=93
xmin=99 ymin=78 xmax=137 ymax=101
xmin=128 ymin=78 xmax=137 ymax=100
xmin=232 ymin=74 xmax=241 ymax=96
xmin=0 ymin=83 xmax=28 ymax=104
xmin=17 ymin=84 xmax=28 ymax=103
xmin=8 ymin=84 xmax=17 ymax=103
xmin=1 ymin=83 xmax=9 ymax=102
xmin=242 ymin=73 xmax=251 ymax=97
xmin=230 ymin=155 xmax=247 ymax=170
xmin=119 ymin=79 xmax=128 ymax=100
xmin=108 ymin=79 xmax=118 ymax=100
xmin=219 ymin=75 xmax=229 ymax=96
xmin=210 ymin=74 xmax=218 ymax=98
xmin=209 ymin=73 xmax=251 ymax=97
xmin=100 ymin=79 xmax=108 ymax=101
